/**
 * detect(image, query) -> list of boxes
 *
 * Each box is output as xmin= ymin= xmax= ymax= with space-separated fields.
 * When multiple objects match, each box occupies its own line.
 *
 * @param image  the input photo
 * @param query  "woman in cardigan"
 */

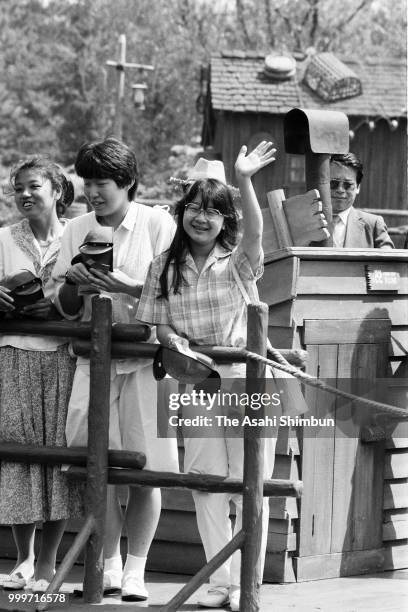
xmin=0 ymin=156 xmax=78 ymax=592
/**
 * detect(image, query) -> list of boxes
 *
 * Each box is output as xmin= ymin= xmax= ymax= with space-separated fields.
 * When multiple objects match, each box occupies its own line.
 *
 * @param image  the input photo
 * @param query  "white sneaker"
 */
xmin=229 ymin=586 xmax=241 ymax=611
xmin=197 ymin=586 xmax=229 ymax=608
xmin=25 ymin=578 xmax=51 ymax=593
xmin=103 ymin=568 xmax=122 ymax=594
xmin=121 ymin=571 xmax=148 ymax=602
xmin=3 ymin=570 xmax=34 ymax=591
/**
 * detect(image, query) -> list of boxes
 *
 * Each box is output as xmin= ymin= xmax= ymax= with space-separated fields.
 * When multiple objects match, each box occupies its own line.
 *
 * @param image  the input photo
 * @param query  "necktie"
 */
xmin=332 ymin=215 xmax=342 ymax=247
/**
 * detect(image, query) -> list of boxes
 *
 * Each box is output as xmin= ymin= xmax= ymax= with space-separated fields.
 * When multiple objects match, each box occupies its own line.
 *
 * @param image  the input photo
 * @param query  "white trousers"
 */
xmin=66 ymin=361 xmax=179 ymax=471
xmin=183 ymin=363 xmax=278 ymax=588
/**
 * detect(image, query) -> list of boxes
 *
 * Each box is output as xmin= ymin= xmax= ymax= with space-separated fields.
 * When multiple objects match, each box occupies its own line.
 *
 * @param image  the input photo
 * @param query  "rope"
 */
xmin=243 ymin=347 xmax=408 ymax=421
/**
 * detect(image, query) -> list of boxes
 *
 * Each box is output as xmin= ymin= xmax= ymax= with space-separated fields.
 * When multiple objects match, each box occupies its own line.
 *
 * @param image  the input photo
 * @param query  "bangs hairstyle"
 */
xmin=330 ymin=152 xmax=364 ymax=185
xmin=159 ymin=178 xmax=239 ymax=299
xmin=9 ymin=155 xmax=74 ymax=217
xmin=75 ymin=137 xmax=139 ymax=201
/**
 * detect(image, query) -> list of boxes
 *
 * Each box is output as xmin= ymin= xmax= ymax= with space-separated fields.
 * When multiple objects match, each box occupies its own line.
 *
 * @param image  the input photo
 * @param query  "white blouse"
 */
xmin=0 ymin=218 xmax=69 ymax=351
xmin=52 ymin=202 xmax=175 ymax=373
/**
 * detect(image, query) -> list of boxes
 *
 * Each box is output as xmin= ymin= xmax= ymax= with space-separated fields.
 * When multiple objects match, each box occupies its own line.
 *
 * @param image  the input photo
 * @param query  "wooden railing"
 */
xmin=0 ymin=297 xmax=303 ymax=612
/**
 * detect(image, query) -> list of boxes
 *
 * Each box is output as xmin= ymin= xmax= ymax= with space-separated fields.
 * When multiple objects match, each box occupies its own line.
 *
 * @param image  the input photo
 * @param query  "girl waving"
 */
xmin=137 ymin=142 xmax=277 ymax=611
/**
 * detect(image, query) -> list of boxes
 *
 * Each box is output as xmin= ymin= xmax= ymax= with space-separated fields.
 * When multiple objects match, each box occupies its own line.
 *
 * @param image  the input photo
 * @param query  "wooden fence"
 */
xmin=0 ymin=296 xmax=302 ymax=612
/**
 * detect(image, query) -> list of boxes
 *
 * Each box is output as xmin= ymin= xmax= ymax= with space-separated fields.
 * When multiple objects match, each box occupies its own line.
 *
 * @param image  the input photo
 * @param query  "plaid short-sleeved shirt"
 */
xmin=136 ymin=244 xmax=263 ymax=347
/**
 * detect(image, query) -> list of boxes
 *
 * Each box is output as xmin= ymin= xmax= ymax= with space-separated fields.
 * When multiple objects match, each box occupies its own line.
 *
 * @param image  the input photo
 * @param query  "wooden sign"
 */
xmin=365 ymin=265 xmax=400 ymax=292
xmin=264 ymin=188 xmax=330 ymax=254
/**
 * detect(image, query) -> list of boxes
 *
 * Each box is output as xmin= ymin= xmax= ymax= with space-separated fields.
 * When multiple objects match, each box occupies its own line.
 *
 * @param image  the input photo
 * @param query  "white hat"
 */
xmin=186 ymin=158 xmax=227 ymax=184
xmin=169 ymin=157 xmax=240 ymax=199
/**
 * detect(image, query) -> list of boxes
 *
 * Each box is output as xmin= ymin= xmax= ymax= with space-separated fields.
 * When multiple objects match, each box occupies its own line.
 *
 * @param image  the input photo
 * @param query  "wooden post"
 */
xmin=106 ymin=34 xmax=154 ymax=140
xmin=163 ymin=532 xmax=245 ymax=612
xmin=113 ymin=34 xmax=126 ymax=139
xmin=240 ymin=303 xmax=269 ymax=612
xmin=36 ymin=515 xmax=96 ymax=611
xmin=83 ymin=296 xmax=112 ymax=603
xmin=266 ymin=189 xmax=293 ymax=248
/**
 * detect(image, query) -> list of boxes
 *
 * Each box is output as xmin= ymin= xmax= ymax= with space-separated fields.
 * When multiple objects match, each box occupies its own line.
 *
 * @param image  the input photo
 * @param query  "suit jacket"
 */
xmin=343 ymin=207 xmax=394 ymax=249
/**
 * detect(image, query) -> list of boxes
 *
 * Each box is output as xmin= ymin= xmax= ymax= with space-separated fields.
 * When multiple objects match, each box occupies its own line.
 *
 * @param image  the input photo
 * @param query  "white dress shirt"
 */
xmin=332 ymin=206 xmax=352 ymax=248
xmin=0 ymin=219 xmax=68 ymax=351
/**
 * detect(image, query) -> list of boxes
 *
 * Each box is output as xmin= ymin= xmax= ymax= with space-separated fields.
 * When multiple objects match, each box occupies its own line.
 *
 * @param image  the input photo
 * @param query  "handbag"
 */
xmin=153 ymin=342 xmax=221 ymax=393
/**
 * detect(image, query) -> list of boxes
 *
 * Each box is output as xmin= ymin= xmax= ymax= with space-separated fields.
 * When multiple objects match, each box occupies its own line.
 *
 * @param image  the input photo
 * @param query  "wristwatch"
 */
xmin=64 ymin=270 xmax=76 ymax=286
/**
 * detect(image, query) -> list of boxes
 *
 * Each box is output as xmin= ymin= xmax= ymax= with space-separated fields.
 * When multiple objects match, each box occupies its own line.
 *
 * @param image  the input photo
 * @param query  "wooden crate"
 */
xmin=260 ymin=247 xmax=408 ymax=581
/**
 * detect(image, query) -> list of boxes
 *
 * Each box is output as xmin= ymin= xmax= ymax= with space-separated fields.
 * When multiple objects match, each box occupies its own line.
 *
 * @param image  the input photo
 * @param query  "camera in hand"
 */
xmin=3 ymin=270 xmax=44 ymax=316
xmin=72 ymin=227 xmax=113 ymax=273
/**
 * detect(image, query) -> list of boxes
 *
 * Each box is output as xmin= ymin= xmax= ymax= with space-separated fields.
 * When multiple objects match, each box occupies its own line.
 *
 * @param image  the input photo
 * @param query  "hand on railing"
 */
xmin=20 ymin=298 xmax=62 ymax=320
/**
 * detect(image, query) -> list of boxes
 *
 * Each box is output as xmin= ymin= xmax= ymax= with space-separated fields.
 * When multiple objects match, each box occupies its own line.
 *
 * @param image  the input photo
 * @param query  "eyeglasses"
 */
xmin=330 ymin=179 xmax=356 ymax=191
xmin=184 ymin=202 xmax=224 ymax=219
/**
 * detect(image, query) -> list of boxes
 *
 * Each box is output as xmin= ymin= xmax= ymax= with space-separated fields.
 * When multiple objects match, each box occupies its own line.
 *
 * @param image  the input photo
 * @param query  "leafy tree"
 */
xmin=233 ymin=0 xmax=406 ymax=57
xmin=0 ymin=0 xmax=405 ymax=194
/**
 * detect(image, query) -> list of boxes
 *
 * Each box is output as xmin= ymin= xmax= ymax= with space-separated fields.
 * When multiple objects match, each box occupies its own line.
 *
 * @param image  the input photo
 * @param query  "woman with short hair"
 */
xmin=52 ymin=137 xmax=179 ymax=602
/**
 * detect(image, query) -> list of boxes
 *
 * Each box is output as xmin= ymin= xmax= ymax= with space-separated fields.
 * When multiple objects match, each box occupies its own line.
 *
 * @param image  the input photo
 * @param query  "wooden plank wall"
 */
xmin=215 ymin=113 xmax=287 ymax=209
xmin=382 ymin=359 xmax=408 ymax=570
xmin=351 ymin=119 xmax=407 ymax=212
xmin=294 ymin=322 xmax=391 ymax=581
xmin=213 ymin=112 xmax=407 ymax=213
xmin=264 ymin=247 xmax=408 ymax=580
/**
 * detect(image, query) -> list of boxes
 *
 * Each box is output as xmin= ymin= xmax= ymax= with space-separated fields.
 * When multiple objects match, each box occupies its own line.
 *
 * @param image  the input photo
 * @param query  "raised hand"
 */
xmin=234 ymin=140 xmax=276 ymax=179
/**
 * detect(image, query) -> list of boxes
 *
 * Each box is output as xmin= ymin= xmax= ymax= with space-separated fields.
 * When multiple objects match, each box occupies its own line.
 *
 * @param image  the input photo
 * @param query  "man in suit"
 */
xmin=330 ymin=153 xmax=394 ymax=249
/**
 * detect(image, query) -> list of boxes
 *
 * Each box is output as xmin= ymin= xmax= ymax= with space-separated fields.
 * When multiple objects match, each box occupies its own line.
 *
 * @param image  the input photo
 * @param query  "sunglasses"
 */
xmin=330 ymin=180 xmax=356 ymax=191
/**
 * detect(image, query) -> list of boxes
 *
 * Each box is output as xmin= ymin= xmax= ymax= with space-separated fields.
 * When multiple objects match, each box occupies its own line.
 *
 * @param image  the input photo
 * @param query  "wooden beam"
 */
xmin=0 ymin=319 xmax=150 ymax=341
xmin=0 ymin=443 xmax=146 ymax=470
xmin=294 ymin=548 xmax=385 ymax=581
xmin=71 ymin=338 xmax=307 ymax=367
xmin=303 ymin=318 xmax=392 ymax=345
xmin=264 ymin=247 xmax=408 ymax=265
xmin=67 ymin=466 xmax=303 ymax=498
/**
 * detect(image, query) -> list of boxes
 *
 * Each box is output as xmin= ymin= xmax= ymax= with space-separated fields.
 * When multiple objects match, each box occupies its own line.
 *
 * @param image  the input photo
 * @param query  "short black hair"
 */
xmin=330 ymin=152 xmax=364 ymax=185
xmin=75 ymin=137 xmax=139 ymax=201
xmin=10 ymin=155 xmax=74 ymax=217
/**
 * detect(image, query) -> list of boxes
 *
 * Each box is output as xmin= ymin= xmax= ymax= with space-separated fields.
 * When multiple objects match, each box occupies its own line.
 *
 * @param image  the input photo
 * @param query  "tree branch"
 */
xmin=274 ymin=6 xmax=303 ymax=51
xmin=264 ymin=0 xmax=275 ymax=48
xmin=236 ymin=0 xmax=252 ymax=46
xmin=334 ymin=0 xmax=371 ymax=32
xmin=308 ymin=0 xmax=319 ymax=46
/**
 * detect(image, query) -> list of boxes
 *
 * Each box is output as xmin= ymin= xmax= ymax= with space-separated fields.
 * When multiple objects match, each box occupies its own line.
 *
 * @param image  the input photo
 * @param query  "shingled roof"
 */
xmin=210 ymin=51 xmax=407 ymax=118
